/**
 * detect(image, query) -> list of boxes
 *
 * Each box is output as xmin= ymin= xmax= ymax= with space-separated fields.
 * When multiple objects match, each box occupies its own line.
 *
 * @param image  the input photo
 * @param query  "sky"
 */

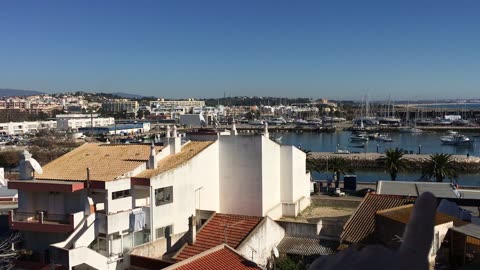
xmin=1 ymin=0 xmax=480 ymax=100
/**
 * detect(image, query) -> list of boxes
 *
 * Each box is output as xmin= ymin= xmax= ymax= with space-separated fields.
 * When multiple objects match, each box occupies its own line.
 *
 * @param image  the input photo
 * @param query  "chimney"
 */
xmin=231 ymin=119 xmax=238 ymax=136
xmin=148 ymin=142 xmax=158 ymax=169
xmin=19 ymin=150 xmax=33 ymax=180
xmin=166 ymin=125 xmax=171 ymax=138
xmin=263 ymin=122 xmax=269 ymax=138
xmin=172 ymin=125 xmax=178 ymax=138
xmin=188 ymin=215 xmax=196 ymax=244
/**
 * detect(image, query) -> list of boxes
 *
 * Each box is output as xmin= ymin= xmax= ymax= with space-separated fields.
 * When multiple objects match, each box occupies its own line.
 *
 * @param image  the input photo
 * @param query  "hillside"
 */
xmin=0 ymin=88 xmax=45 ymax=97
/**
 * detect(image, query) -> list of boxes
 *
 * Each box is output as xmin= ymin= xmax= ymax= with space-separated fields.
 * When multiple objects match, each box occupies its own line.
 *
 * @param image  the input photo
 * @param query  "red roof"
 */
xmin=174 ymin=213 xmax=263 ymax=261
xmin=341 ymin=193 xmax=416 ymax=244
xmin=170 ymin=245 xmax=261 ymax=270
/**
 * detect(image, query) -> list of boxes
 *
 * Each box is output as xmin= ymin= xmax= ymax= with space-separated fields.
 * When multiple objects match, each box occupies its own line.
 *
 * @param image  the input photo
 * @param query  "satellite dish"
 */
xmin=273 ymin=246 xmax=279 ymax=258
xmin=28 ymin=158 xmax=43 ymax=175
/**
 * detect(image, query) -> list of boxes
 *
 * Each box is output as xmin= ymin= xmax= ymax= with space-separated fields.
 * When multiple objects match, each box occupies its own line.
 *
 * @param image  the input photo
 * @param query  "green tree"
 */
xmin=328 ymin=157 xmax=353 ymax=188
xmin=422 ymin=153 xmax=459 ymax=183
xmin=0 ymin=150 xmax=20 ymax=173
xmin=276 ymin=255 xmax=303 ymax=270
xmin=377 ymin=148 xmax=409 ymax=181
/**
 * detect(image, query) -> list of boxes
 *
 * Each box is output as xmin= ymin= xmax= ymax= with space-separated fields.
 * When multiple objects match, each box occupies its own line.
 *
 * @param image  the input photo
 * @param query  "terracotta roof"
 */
xmin=167 ymin=245 xmax=261 ymax=270
xmin=134 ymin=141 xmax=214 ymax=179
xmin=377 ymin=204 xmax=466 ymax=226
xmin=341 ymin=193 xmax=416 ymax=244
xmin=36 ymin=143 xmax=164 ymax=182
xmin=174 ymin=213 xmax=263 ymax=261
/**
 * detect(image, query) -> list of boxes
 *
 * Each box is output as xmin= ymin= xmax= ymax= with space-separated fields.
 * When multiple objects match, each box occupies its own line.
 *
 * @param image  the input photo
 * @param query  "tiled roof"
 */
xmin=174 ymin=213 xmax=263 ymax=261
xmin=277 ymin=236 xmax=337 ymax=256
xmin=36 ymin=143 xmax=164 ymax=182
xmin=134 ymin=141 xmax=214 ymax=178
xmin=377 ymin=204 xmax=466 ymax=226
xmin=168 ymin=245 xmax=261 ymax=270
xmin=341 ymin=193 xmax=415 ymax=244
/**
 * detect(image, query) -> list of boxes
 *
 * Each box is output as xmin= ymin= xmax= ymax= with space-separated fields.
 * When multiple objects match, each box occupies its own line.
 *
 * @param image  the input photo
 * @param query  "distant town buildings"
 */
xmin=102 ymin=99 xmax=139 ymax=114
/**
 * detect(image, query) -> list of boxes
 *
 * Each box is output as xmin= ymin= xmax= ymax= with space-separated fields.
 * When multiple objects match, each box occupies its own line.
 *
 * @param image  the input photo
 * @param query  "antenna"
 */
xmin=223 ymin=219 xmax=246 ymax=244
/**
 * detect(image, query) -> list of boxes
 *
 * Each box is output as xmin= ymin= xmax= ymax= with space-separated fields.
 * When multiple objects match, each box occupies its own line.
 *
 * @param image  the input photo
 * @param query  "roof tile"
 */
xmin=175 ymin=213 xmax=263 ymax=261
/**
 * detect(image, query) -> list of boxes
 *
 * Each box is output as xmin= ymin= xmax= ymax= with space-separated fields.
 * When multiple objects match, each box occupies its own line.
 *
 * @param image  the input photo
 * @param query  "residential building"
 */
xmin=150 ymin=99 xmax=205 ymax=109
xmin=0 ymin=120 xmax=57 ymax=135
xmin=55 ymin=114 xmax=115 ymax=131
xmin=8 ymin=127 xmax=310 ymax=269
xmin=102 ymin=99 xmax=139 ymax=114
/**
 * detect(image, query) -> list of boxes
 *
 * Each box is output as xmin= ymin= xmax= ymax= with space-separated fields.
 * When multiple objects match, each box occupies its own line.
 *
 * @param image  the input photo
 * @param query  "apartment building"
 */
xmin=55 ymin=114 xmax=115 ymax=131
xmin=8 ymin=126 xmax=310 ymax=269
xmin=102 ymin=99 xmax=139 ymax=114
xmin=0 ymin=121 xmax=57 ymax=135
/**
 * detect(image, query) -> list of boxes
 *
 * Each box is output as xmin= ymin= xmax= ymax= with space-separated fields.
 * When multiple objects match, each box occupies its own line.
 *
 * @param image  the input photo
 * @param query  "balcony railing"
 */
xmin=11 ymin=211 xmax=71 ymax=224
xmin=9 ymin=210 xmax=76 ymax=233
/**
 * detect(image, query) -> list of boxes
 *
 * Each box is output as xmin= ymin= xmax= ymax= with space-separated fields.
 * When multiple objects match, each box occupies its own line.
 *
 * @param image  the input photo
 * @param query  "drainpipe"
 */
xmin=150 ymin=186 xmax=155 ymax=241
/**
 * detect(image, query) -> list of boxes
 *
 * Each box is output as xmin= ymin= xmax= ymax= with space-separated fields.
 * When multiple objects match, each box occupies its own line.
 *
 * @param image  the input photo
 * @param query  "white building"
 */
xmin=0 ymin=120 xmax=57 ymax=135
xmin=55 ymin=114 xmax=115 ymax=131
xmin=8 ymin=128 xmax=310 ymax=269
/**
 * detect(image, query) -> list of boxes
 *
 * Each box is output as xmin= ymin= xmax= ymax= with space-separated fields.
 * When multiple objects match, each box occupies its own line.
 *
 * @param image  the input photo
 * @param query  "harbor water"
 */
xmin=274 ymin=130 xmax=480 ymax=186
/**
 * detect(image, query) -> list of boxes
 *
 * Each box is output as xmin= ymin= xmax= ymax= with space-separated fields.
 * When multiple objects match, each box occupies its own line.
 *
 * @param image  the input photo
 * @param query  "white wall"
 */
xmin=150 ymin=141 xmax=220 ymax=239
xmin=236 ymin=217 xmax=285 ymax=268
xmin=261 ymin=137 xmax=281 ymax=216
xmin=430 ymin=222 xmax=453 ymax=263
xmin=105 ymin=178 xmax=132 ymax=214
xmin=219 ymin=136 xmax=263 ymax=216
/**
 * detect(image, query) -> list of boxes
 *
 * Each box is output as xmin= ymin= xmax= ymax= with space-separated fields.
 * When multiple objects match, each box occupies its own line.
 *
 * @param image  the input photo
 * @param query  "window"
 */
xmin=112 ymin=189 xmax=131 ymax=200
xmin=156 ymin=225 xmax=173 ymax=239
xmin=155 ymin=186 xmax=173 ymax=206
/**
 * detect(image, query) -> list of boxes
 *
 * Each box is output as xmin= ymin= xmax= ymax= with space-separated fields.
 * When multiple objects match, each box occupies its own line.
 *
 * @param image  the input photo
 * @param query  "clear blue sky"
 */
xmin=1 ymin=0 xmax=479 ymax=100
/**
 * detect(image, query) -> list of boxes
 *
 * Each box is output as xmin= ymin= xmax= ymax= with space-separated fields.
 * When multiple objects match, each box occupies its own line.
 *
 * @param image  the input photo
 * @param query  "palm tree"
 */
xmin=328 ymin=157 xmax=353 ymax=188
xmin=377 ymin=148 xmax=409 ymax=181
xmin=422 ymin=153 xmax=459 ymax=183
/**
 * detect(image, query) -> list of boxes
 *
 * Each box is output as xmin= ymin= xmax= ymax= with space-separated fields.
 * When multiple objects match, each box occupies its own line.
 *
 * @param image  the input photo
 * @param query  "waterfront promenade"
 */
xmin=311 ymin=152 xmax=480 ymax=172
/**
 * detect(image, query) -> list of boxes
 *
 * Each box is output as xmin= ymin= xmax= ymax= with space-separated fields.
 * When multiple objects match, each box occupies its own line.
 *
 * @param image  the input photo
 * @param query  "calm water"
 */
xmin=277 ymin=131 xmax=480 ymax=156
xmin=274 ymin=131 xmax=480 ymax=186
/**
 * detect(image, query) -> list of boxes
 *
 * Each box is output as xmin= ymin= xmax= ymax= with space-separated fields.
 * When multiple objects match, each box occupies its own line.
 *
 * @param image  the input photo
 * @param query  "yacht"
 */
xmin=294 ymin=119 xmax=309 ymax=125
xmin=400 ymin=127 xmax=423 ymax=133
xmin=267 ymin=117 xmax=286 ymax=125
xmin=445 ymin=130 xmax=458 ymax=136
xmin=350 ymin=133 xmax=369 ymax=141
xmin=377 ymin=134 xmax=393 ymax=142
xmin=440 ymin=134 xmax=473 ymax=145
xmin=248 ymin=119 xmax=264 ymax=125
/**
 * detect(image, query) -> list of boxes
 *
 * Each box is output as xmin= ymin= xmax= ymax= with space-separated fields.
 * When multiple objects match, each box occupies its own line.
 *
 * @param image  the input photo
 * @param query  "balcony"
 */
xmin=9 ymin=210 xmax=83 ymax=233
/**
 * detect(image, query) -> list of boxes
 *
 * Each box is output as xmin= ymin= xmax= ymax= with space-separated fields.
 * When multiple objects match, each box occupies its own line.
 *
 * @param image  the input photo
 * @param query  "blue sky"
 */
xmin=1 ymin=0 xmax=479 ymax=100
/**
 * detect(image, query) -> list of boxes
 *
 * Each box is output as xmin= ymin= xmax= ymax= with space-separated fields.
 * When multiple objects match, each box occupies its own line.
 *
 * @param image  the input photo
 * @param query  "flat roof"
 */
xmin=376 ymin=204 xmax=461 ymax=226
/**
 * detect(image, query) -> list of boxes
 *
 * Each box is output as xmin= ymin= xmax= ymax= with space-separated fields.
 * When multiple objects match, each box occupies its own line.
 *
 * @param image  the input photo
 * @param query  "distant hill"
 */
xmin=0 ymin=88 xmax=45 ymax=97
xmin=111 ymin=92 xmax=147 ymax=99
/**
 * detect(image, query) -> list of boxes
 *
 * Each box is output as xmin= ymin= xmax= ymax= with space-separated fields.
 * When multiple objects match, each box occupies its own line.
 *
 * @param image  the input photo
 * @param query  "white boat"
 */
xmin=400 ymin=127 xmax=423 ymax=133
xmin=440 ymin=134 xmax=473 ymax=145
xmin=248 ymin=119 xmax=264 ymax=125
xmin=445 ymin=130 xmax=458 ymax=136
xmin=368 ymin=133 xmax=379 ymax=139
xmin=350 ymin=134 xmax=369 ymax=141
xmin=274 ymin=136 xmax=283 ymax=143
xmin=267 ymin=118 xmax=286 ymax=125
xmin=377 ymin=134 xmax=393 ymax=142
xmin=294 ymin=119 xmax=309 ymax=125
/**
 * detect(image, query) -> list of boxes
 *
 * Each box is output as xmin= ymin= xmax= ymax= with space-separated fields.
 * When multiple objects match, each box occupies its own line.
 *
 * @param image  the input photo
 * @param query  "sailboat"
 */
xmin=400 ymin=104 xmax=423 ymax=133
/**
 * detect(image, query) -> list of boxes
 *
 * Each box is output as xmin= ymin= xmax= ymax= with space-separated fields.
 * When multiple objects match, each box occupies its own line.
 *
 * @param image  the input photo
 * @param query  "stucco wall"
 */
xmin=237 ymin=217 xmax=285 ymax=268
xmin=151 ymin=141 xmax=220 ymax=239
xmin=105 ymin=178 xmax=132 ymax=214
xmin=219 ymin=136 xmax=263 ymax=216
xmin=261 ymin=137 xmax=281 ymax=216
